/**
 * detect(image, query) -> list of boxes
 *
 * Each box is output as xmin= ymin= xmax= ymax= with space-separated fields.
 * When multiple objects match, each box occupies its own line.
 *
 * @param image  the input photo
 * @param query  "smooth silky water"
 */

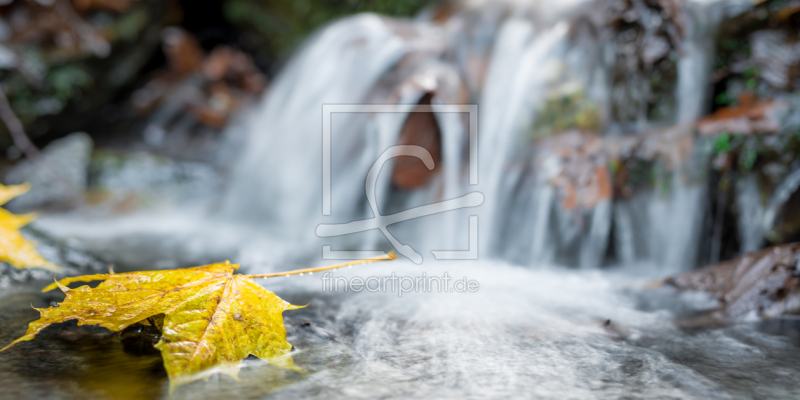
xmin=2 ymin=0 xmax=799 ymax=398
xmin=2 ymin=258 xmax=800 ymax=399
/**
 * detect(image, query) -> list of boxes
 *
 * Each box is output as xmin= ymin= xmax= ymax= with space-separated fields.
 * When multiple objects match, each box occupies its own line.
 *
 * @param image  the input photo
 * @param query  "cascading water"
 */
xmin=221 ymin=0 xmax=722 ymax=272
xmin=15 ymin=1 xmax=800 ymax=399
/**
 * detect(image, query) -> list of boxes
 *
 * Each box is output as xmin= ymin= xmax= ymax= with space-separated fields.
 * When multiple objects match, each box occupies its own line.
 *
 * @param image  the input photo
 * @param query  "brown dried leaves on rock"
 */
xmin=535 ymin=127 xmax=694 ymax=211
xmin=131 ymin=27 xmax=267 ymax=128
xmin=663 ymin=243 xmax=800 ymax=321
xmin=698 ymin=94 xmax=789 ymax=136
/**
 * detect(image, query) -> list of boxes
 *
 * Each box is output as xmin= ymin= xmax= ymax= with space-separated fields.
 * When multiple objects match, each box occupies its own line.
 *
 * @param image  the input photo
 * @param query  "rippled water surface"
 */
xmin=2 ymin=259 xmax=800 ymax=399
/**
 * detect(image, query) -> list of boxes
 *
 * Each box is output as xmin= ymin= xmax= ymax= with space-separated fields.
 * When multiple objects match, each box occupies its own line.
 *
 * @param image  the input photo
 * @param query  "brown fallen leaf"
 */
xmin=1 ymin=252 xmax=397 ymax=387
xmin=697 ymin=96 xmax=788 ymax=136
xmin=0 ymin=183 xmax=62 ymax=271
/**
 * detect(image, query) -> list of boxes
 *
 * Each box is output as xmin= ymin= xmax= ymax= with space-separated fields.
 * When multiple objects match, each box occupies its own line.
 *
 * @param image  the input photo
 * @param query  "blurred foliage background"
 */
xmin=0 ymin=0 xmax=431 ymax=153
xmin=223 ymin=0 xmax=429 ymax=66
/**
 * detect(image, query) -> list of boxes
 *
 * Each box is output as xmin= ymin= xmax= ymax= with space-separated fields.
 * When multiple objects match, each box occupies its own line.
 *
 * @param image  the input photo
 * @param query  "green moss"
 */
xmin=530 ymin=89 xmax=600 ymax=140
xmin=223 ymin=0 xmax=430 ymax=59
xmin=713 ymin=133 xmax=732 ymax=154
xmin=715 ymin=91 xmax=732 ymax=106
xmin=742 ymin=148 xmax=758 ymax=171
xmin=1 ymin=62 xmax=94 ymax=125
xmin=628 ymin=159 xmax=658 ymax=190
xmin=47 ymin=65 xmax=94 ymax=101
xmin=114 ymin=8 xmax=150 ymax=42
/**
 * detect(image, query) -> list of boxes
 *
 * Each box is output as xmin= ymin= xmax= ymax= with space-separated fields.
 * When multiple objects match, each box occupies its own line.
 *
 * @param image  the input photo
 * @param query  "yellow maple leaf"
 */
xmin=0 ymin=183 xmax=61 ymax=271
xmin=1 ymin=252 xmax=397 ymax=387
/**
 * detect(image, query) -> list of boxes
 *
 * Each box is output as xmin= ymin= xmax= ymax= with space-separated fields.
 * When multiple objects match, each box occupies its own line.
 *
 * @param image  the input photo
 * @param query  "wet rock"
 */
xmin=763 ymin=167 xmax=800 ymax=244
xmin=537 ymin=131 xmax=612 ymax=211
xmin=119 ymin=323 xmax=161 ymax=356
xmin=696 ymin=92 xmax=800 ymax=258
xmin=86 ymin=149 xmax=222 ymax=214
xmin=530 ymin=87 xmax=600 ymax=140
xmin=750 ymin=30 xmax=800 ymax=91
xmin=534 ymin=126 xmax=694 ymax=211
xmin=711 ymin=0 xmax=800 ymax=112
xmin=589 ymin=0 xmax=685 ymax=124
xmin=516 ymin=123 xmax=700 ymax=268
xmin=373 ymin=47 xmax=465 ymax=190
xmin=392 ymin=93 xmax=442 ymax=190
xmin=601 ymin=318 xmax=630 ymax=341
xmin=4 ymin=132 xmax=92 ymax=210
xmin=664 ymin=243 xmax=800 ymax=320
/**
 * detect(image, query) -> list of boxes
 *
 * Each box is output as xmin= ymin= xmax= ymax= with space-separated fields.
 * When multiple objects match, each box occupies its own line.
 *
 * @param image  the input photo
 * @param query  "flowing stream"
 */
xmin=3 ymin=0 xmax=800 ymax=399
xmin=219 ymin=0 xmax=720 ymax=272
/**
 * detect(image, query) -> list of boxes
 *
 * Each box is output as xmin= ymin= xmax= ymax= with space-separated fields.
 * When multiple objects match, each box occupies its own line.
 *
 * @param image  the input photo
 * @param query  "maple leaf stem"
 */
xmin=245 ymin=252 xmax=398 ymax=279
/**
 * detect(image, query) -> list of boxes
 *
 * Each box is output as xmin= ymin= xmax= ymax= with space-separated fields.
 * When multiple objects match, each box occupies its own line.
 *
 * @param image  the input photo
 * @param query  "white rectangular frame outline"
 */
xmin=322 ymin=104 xmax=478 ymax=216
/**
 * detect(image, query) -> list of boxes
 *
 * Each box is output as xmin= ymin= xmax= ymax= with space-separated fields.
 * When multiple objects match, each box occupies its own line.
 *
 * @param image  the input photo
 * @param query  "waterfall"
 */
xmin=223 ymin=0 xmax=732 ymax=272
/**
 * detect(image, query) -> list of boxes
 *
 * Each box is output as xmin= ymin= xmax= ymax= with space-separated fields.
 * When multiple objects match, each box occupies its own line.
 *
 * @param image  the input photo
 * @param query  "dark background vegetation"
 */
xmin=0 ymin=0 xmax=430 ymax=153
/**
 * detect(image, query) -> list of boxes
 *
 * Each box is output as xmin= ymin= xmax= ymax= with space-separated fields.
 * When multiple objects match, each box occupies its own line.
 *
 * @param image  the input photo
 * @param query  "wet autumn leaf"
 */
xmin=1 ymin=253 xmax=397 ymax=386
xmin=0 ymin=183 xmax=61 ymax=271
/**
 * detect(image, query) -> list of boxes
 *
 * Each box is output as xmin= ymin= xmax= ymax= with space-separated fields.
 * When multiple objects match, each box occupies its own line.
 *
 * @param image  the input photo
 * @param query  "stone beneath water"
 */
xmin=4 ymin=133 xmax=93 ymax=211
xmin=664 ymin=243 xmax=800 ymax=321
xmin=119 ymin=323 xmax=162 ymax=356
